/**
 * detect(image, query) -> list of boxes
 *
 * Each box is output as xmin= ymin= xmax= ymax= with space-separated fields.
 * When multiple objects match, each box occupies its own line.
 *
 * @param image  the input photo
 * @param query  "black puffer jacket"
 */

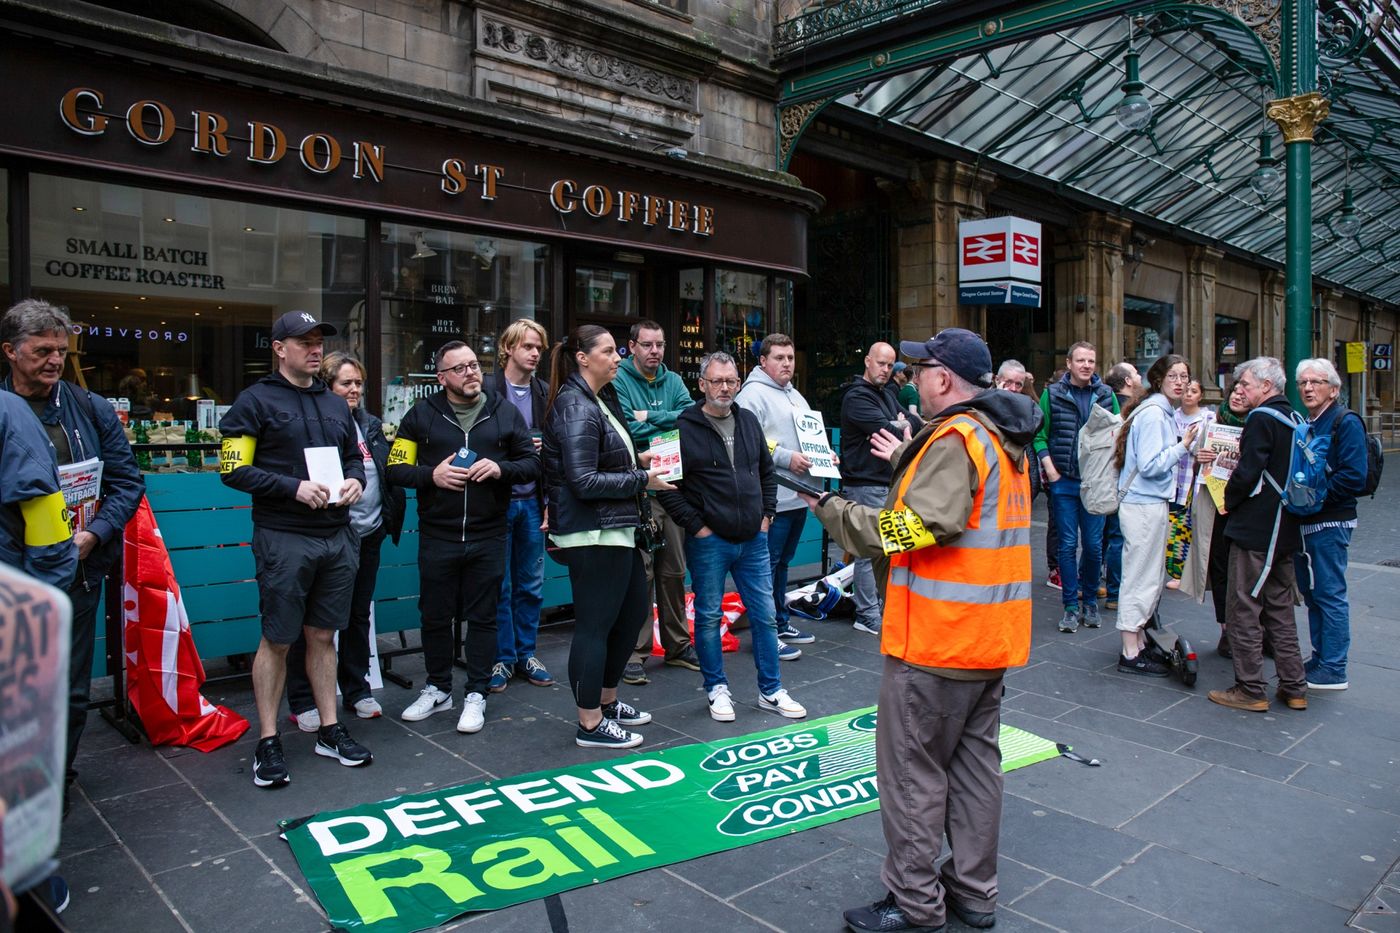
xmin=543 ymin=373 xmax=648 ymax=535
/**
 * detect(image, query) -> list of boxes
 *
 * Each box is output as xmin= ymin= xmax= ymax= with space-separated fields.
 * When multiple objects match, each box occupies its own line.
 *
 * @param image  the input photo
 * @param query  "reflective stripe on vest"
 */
xmin=881 ymin=414 xmax=1032 ymax=670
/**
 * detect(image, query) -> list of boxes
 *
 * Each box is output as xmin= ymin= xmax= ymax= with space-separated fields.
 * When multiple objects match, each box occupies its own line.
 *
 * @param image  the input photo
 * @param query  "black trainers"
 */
xmin=315 ymin=722 xmax=373 ymax=767
xmin=946 ymin=895 xmax=995 ymax=929
xmin=576 ymin=716 xmax=643 ymax=749
xmin=252 ymin=736 xmax=290 ymax=788
xmin=843 ymin=892 xmax=945 ymax=931
xmin=622 ymin=661 xmax=649 ymax=685
xmin=1118 ymin=653 xmax=1170 ymax=677
xmin=601 ymin=699 xmax=652 ymax=726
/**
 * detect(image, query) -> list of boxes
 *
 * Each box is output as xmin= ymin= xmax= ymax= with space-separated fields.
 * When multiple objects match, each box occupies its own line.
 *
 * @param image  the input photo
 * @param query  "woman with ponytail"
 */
xmin=1112 ymin=354 xmax=1199 ymax=676
xmin=542 ymin=326 xmax=675 ymax=749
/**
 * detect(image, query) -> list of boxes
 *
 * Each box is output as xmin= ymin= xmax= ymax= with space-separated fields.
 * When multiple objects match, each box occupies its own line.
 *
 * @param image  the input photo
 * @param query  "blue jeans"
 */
xmin=766 ymin=508 xmax=808 ymax=626
xmin=1294 ymin=524 xmax=1352 ymax=679
xmin=496 ymin=497 xmax=545 ymax=664
xmin=687 ymin=532 xmax=782 ymax=696
xmin=1104 ymin=512 xmax=1123 ymax=599
xmin=1048 ymin=479 xmax=1105 ymax=610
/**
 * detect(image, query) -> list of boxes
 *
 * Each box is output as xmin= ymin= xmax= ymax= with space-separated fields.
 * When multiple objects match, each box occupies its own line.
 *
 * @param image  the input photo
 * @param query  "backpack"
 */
xmin=1247 ymin=406 xmax=1328 ymax=517
xmin=1335 ymin=410 xmax=1384 ymax=497
xmin=1077 ymin=405 xmax=1136 ymax=515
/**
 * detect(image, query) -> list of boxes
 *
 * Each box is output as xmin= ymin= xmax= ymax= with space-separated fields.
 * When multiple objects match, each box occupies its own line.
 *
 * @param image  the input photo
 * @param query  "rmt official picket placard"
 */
xmin=958 ymin=216 xmax=1043 ymax=308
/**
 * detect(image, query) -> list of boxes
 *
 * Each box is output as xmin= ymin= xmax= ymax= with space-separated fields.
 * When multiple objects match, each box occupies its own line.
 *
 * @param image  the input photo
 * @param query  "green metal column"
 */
xmin=1272 ymin=0 xmax=1324 ymax=406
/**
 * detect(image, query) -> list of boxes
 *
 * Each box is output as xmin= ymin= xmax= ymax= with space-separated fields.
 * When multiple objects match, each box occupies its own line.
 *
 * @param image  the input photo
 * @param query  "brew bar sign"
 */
xmin=957 ymin=216 xmax=1043 ymax=308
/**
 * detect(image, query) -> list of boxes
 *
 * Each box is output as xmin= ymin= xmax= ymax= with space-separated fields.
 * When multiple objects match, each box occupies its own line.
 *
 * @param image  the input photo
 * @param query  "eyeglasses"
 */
xmin=634 ymin=341 xmax=666 ymax=351
xmin=1163 ymin=372 xmax=1191 ymax=383
xmin=704 ymin=377 xmax=740 ymax=388
xmin=438 ymin=361 xmax=481 ymax=376
xmin=1297 ymin=378 xmax=1329 ymax=388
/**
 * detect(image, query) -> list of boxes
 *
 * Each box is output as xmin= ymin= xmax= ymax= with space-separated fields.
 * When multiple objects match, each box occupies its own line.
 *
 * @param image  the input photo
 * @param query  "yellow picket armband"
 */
xmin=766 ymin=437 xmax=778 ymax=454
xmin=878 ymin=507 xmax=937 ymax=555
xmin=220 ymin=435 xmax=256 ymax=474
xmin=20 ymin=491 xmax=73 ymax=547
xmin=387 ymin=437 xmax=418 ymax=467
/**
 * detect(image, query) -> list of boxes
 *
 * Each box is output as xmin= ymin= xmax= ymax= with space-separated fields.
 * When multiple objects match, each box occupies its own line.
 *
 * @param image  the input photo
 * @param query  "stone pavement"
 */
xmin=55 ymin=490 xmax=1400 ymax=933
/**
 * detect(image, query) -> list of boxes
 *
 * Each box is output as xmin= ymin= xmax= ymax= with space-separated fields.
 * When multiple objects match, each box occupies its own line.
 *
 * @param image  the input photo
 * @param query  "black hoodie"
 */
xmin=840 ymin=378 xmax=923 ymax=486
xmin=657 ymin=402 xmax=777 ymax=541
xmin=219 ymin=371 xmax=365 ymax=535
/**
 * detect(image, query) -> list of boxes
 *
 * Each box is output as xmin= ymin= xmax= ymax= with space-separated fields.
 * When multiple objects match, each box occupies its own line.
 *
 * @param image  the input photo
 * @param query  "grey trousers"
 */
xmin=633 ymin=495 xmax=692 ymax=664
xmin=844 ymin=485 xmax=889 ymax=626
xmin=878 ymin=655 xmax=1004 ymax=928
xmin=1225 ymin=543 xmax=1306 ymax=698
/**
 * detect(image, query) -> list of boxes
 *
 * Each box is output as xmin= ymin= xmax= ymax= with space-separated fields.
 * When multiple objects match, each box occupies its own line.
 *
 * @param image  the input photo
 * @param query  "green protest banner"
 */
xmin=283 ymin=707 xmax=1059 ymax=933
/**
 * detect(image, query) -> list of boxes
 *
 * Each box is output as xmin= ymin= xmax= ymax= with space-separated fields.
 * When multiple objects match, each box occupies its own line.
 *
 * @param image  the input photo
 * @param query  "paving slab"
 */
xmin=154 ymin=845 xmax=328 ymax=932
xmin=1008 ymin=877 xmax=1194 ymax=932
xmin=1286 ymin=762 xmax=1400 ymax=816
xmin=1005 ymin=661 xmax=1187 ymax=721
xmin=996 ymin=794 xmax=1152 ymax=886
xmin=95 ymin=781 xmax=250 ymax=874
xmin=57 ymin=843 xmax=188 ymax=933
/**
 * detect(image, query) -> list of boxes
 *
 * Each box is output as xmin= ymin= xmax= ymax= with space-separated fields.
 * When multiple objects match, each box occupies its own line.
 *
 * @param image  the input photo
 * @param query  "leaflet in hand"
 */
xmin=649 ymin=430 xmax=683 ymax=483
xmin=792 ymin=409 xmax=841 ymax=479
xmin=304 ymin=446 xmax=345 ymax=503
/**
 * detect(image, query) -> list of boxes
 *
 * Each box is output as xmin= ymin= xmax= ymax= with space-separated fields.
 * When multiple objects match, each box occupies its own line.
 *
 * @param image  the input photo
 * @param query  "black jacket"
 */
xmin=385 ymin=389 xmax=539 ymax=541
xmin=353 ymin=406 xmax=406 ymax=544
xmin=489 ymin=367 xmax=550 ymax=506
xmin=542 ymin=374 xmax=648 ymax=536
xmin=658 ymin=403 xmax=777 ymax=541
xmin=1224 ymin=394 xmax=1302 ymax=556
xmin=839 ymin=379 xmax=922 ymax=486
xmin=219 ymin=372 xmax=365 ymax=536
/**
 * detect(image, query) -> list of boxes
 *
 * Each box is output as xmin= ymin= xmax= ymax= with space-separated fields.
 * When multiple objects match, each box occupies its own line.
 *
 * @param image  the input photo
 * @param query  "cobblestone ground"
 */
xmin=58 ymin=487 xmax=1400 ymax=932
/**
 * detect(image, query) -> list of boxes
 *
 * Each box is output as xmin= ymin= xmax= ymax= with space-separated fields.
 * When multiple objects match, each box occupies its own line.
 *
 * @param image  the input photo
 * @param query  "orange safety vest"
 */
xmin=881 ymin=413 xmax=1032 ymax=670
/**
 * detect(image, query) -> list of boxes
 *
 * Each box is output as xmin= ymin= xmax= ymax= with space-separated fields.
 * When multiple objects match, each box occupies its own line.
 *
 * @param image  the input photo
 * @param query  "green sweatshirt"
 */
xmin=613 ymin=357 xmax=695 ymax=446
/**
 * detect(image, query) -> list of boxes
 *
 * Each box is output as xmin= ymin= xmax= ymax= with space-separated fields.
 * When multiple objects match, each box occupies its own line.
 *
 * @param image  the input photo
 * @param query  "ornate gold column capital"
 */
xmin=1266 ymin=92 xmax=1330 ymax=143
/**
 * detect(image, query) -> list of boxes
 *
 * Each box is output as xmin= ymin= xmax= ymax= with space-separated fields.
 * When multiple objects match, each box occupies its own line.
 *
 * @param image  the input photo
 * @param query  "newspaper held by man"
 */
xmin=58 ymin=457 xmax=104 ymax=535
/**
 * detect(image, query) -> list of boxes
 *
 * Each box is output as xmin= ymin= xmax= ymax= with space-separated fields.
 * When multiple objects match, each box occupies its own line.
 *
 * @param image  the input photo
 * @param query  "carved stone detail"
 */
xmin=480 ymin=19 xmax=694 ymax=104
xmin=1266 ymin=91 xmax=1330 ymax=142
xmin=1189 ymin=0 xmax=1282 ymax=71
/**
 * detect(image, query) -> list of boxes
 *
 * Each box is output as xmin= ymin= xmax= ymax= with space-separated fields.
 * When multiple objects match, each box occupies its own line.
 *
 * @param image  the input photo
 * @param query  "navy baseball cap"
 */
xmin=271 ymin=310 xmax=338 ymax=341
xmin=899 ymin=328 xmax=994 ymax=388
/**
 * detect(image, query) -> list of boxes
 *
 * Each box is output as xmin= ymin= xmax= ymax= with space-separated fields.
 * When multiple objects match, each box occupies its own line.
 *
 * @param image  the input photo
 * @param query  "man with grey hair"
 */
xmin=1 ymin=299 xmax=144 ymax=804
xmin=1210 ymin=356 xmax=1308 ymax=712
xmin=657 ymin=352 xmax=806 ymax=722
xmin=1294 ymin=357 xmax=1369 ymax=691
xmin=995 ymin=359 xmax=1028 ymax=391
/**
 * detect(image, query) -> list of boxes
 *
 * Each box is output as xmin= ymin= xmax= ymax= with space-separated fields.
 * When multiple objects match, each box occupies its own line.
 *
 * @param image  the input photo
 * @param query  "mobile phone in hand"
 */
xmin=451 ymin=446 xmax=478 ymax=469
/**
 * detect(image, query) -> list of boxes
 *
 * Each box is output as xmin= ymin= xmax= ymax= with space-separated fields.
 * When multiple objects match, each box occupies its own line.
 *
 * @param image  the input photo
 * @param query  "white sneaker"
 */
xmin=457 ymin=692 xmax=486 ymax=734
xmin=291 ymin=708 xmax=320 ymax=733
xmin=353 ymin=697 xmax=383 ymax=719
xmin=401 ymin=685 xmax=452 ymax=722
xmin=759 ymin=688 xmax=807 ymax=719
xmin=707 ymin=684 xmax=736 ymax=722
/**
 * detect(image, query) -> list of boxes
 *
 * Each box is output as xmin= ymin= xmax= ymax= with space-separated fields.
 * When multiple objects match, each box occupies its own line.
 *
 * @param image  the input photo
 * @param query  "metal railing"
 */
xmin=774 ymin=0 xmax=951 ymax=57
xmin=1373 ymin=411 xmax=1400 ymax=448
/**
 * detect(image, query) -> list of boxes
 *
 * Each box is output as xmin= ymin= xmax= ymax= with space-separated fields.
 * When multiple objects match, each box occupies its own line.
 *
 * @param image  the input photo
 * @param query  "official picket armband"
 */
xmin=878 ymin=507 xmax=937 ymax=555
xmin=19 ymin=491 xmax=73 ymax=546
xmin=387 ymin=437 xmax=418 ymax=467
xmin=220 ymin=435 xmax=256 ymax=474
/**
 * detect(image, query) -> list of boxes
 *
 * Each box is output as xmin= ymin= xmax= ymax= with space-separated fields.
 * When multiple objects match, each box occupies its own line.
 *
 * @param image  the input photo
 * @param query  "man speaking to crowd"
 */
xmin=798 ymin=328 xmax=1039 ymax=933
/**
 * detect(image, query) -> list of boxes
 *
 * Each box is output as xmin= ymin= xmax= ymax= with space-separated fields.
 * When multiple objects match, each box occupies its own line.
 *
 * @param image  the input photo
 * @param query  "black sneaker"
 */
xmin=576 ymin=716 xmax=643 ymax=749
xmin=622 ymin=661 xmax=649 ymax=685
xmin=946 ymin=895 xmax=995 ymax=929
xmin=252 ymin=736 xmax=290 ymax=788
xmin=1117 ymin=653 xmax=1170 ymax=677
xmin=843 ymin=892 xmax=945 ymax=931
xmin=664 ymin=645 xmax=702 ymax=671
xmin=315 ymin=722 xmax=373 ymax=767
xmin=601 ymin=699 xmax=652 ymax=726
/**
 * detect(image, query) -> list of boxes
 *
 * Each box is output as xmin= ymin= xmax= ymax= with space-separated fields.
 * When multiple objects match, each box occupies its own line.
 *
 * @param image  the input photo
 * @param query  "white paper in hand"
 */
xmin=304 ymin=446 xmax=345 ymax=503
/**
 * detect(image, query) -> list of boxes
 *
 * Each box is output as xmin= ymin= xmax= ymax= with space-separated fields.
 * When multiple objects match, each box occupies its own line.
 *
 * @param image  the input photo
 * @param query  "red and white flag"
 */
xmin=122 ymin=497 xmax=248 ymax=751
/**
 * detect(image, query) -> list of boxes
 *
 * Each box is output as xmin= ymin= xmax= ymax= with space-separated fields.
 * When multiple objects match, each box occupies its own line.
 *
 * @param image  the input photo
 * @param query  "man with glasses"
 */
xmin=838 ymin=342 xmax=920 ymax=636
xmin=386 ymin=340 xmax=540 ymax=734
xmin=994 ymin=360 xmax=1028 ymax=393
xmin=2 ymin=299 xmax=143 ymax=801
xmin=1210 ymin=357 xmax=1307 ymax=712
xmin=657 ymin=352 xmax=807 ymax=722
xmin=613 ymin=319 xmax=702 ymax=684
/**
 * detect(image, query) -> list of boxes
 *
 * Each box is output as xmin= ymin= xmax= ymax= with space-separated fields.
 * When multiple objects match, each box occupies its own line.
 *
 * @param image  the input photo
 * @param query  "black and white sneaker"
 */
xmin=315 ymin=723 xmax=373 ymax=766
xmin=576 ymin=716 xmax=643 ymax=749
xmin=602 ymin=699 xmax=652 ymax=726
xmin=252 ymin=736 xmax=290 ymax=788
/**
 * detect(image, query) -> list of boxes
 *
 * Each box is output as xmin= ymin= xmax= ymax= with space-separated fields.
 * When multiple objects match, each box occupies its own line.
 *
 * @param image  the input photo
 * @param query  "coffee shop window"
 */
xmin=27 ymin=173 xmax=365 ymax=420
xmin=574 ymin=266 xmax=640 ymax=317
xmin=380 ymin=223 xmax=550 ymax=428
xmin=1123 ymin=295 xmax=1177 ymax=373
xmin=715 ymin=268 xmax=769 ymax=378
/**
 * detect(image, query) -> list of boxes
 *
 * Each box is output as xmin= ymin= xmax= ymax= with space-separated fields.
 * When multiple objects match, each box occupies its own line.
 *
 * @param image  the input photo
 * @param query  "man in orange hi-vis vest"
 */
xmin=797 ymin=328 xmax=1041 ymax=933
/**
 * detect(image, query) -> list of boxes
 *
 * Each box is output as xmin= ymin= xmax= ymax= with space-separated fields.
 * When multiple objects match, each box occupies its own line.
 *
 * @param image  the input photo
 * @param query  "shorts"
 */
xmin=252 ymin=524 xmax=360 ymax=644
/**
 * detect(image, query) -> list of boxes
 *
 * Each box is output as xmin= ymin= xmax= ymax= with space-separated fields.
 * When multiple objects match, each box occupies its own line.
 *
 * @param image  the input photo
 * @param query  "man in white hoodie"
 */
xmin=735 ymin=333 xmax=814 ymax=657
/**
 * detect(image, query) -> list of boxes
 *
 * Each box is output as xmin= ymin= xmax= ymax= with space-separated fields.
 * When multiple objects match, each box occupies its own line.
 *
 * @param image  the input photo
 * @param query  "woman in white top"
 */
xmin=1165 ymin=379 xmax=1215 ymax=587
xmin=1112 ymin=355 xmax=1199 ymax=676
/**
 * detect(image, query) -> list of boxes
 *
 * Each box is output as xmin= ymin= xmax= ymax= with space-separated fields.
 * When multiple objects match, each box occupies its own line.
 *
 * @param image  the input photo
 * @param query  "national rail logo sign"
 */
xmin=958 ymin=216 xmax=1042 ymax=307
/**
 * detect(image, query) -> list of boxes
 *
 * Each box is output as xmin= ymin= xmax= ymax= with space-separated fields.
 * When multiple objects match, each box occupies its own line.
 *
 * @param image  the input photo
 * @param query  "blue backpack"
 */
xmin=1247 ymin=407 xmax=1328 ymax=517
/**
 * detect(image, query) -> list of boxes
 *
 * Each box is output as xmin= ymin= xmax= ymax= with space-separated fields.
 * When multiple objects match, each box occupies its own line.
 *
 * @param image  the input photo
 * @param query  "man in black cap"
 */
xmin=220 ymin=310 xmax=371 ymax=788
xmin=799 ymin=328 xmax=1040 ymax=933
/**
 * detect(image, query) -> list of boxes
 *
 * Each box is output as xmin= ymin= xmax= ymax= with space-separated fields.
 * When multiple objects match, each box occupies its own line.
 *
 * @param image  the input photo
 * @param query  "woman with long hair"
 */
xmin=543 ymin=325 xmax=674 ymax=749
xmin=1164 ymin=379 xmax=1215 ymax=588
xmin=1112 ymin=354 xmax=1199 ymax=676
xmin=286 ymin=351 xmax=405 ymax=727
